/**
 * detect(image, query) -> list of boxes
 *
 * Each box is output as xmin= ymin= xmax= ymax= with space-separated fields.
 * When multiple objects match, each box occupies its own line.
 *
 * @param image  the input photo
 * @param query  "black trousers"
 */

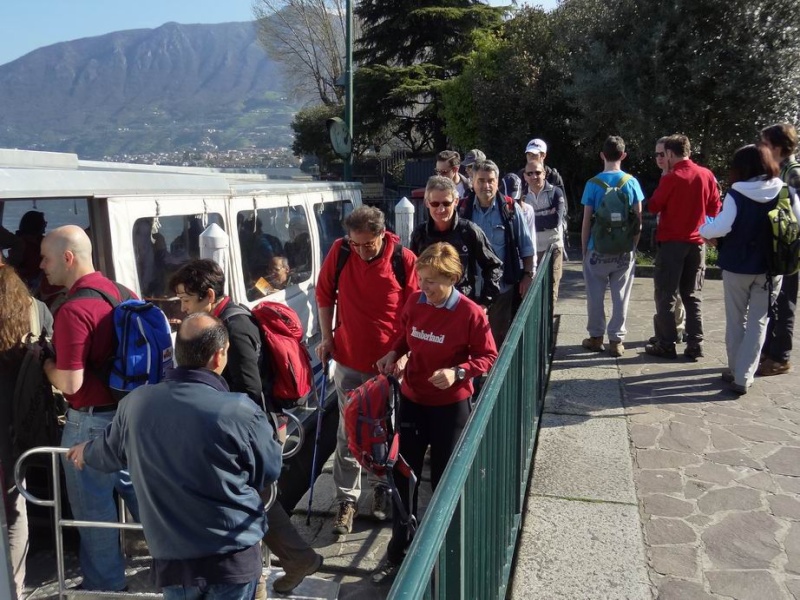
xmin=386 ymin=396 xmax=471 ymax=563
xmin=763 ymin=271 xmax=798 ymax=363
xmin=653 ymin=242 xmax=705 ymax=345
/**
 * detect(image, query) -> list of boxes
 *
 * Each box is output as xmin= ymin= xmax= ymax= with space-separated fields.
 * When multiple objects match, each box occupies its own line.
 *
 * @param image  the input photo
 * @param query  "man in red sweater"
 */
xmin=315 ymin=206 xmax=418 ymax=535
xmin=646 ymin=134 xmax=721 ymax=360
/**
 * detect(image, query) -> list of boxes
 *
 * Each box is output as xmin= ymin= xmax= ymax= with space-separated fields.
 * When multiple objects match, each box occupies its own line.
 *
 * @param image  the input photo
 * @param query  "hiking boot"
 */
xmin=684 ymin=343 xmax=704 ymax=361
xmin=371 ymin=557 xmax=402 ymax=586
xmin=758 ymin=358 xmax=791 ymax=377
xmin=273 ymin=553 xmax=323 ymax=594
xmin=371 ymin=485 xmax=391 ymax=521
xmin=581 ymin=336 xmax=604 ymax=352
xmin=333 ymin=501 xmax=356 ymax=535
xmin=608 ymin=341 xmax=624 ymax=358
xmin=721 ymin=369 xmax=735 ymax=383
xmin=645 ymin=342 xmax=677 ymax=359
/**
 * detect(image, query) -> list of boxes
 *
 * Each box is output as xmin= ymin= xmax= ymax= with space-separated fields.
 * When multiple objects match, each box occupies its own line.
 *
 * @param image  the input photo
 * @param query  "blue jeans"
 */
xmin=61 ymin=407 xmax=139 ymax=591
xmin=162 ymin=579 xmax=259 ymax=600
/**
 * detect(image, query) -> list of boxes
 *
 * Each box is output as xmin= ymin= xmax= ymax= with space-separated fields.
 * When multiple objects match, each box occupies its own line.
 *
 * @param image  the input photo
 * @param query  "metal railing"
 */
xmin=14 ymin=447 xmax=277 ymax=599
xmin=389 ymin=248 xmax=555 ymax=599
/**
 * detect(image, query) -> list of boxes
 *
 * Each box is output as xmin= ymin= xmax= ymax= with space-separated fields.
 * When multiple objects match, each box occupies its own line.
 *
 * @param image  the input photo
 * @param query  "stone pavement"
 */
xmin=511 ymin=260 xmax=800 ymax=600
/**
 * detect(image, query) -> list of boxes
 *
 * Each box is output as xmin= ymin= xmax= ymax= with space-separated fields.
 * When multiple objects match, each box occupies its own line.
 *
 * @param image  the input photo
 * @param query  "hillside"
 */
xmin=0 ymin=21 xmax=298 ymax=158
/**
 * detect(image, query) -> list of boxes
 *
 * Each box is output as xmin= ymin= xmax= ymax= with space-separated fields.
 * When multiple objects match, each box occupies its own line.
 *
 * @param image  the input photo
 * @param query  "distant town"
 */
xmin=103 ymin=146 xmax=303 ymax=170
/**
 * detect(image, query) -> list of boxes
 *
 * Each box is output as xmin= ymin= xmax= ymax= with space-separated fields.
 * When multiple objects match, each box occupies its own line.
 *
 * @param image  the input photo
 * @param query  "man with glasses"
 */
xmin=410 ymin=175 xmax=502 ymax=308
xmin=315 ymin=206 xmax=419 ymax=535
xmin=435 ymin=150 xmax=472 ymax=198
xmin=524 ymin=159 xmax=565 ymax=304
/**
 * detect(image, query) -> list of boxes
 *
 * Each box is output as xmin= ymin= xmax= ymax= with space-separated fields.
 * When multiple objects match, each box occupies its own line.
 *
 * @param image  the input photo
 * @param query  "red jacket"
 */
xmin=648 ymin=159 xmax=721 ymax=243
xmin=393 ymin=290 xmax=497 ymax=406
xmin=316 ymin=232 xmax=418 ymax=373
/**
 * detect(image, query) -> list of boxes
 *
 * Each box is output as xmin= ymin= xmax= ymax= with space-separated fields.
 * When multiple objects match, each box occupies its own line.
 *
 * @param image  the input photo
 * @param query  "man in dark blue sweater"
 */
xmin=67 ymin=312 xmax=283 ymax=600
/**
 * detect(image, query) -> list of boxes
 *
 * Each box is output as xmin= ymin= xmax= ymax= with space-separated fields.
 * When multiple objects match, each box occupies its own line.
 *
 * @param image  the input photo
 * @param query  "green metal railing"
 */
xmin=389 ymin=249 xmax=555 ymax=599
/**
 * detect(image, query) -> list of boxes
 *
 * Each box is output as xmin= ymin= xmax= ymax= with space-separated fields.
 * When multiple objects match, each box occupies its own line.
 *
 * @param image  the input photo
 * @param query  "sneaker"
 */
xmin=758 ymin=358 xmax=791 ymax=377
xmin=608 ymin=341 xmax=624 ymax=358
xmin=684 ymin=343 xmax=704 ymax=361
xmin=721 ymin=369 xmax=734 ymax=383
xmin=372 ymin=485 xmax=391 ymax=521
xmin=333 ymin=501 xmax=356 ymax=535
xmin=645 ymin=342 xmax=677 ymax=359
xmin=581 ymin=336 xmax=604 ymax=352
xmin=371 ymin=557 xmax=402 ymax=586
xmin=273 ymin=553 xmax=323 ymax=594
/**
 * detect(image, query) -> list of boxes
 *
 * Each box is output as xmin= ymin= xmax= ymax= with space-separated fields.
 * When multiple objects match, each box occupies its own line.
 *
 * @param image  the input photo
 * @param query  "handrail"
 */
xmin=389 ymin=248 xmax=554 ymax=598
xmin=281 ymin=410 xmax=305 ymax=459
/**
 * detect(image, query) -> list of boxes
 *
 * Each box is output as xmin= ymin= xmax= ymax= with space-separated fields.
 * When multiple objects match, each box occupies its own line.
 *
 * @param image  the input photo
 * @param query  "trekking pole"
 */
xmin=306 ymin=358 xmax=330 ymax=525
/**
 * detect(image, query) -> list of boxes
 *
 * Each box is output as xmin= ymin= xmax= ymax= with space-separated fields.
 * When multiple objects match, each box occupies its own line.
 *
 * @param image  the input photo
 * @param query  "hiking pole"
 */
xmin=306 ymin=358 xmax=330 ymax=525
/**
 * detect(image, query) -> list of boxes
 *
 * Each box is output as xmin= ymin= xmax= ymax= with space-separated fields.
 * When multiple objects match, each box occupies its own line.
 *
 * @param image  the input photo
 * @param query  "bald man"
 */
xmin=41 ymin=225 xmax=140 ymax=592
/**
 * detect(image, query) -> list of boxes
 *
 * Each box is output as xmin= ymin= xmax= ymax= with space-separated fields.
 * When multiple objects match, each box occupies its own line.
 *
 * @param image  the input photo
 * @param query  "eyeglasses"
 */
xmin=654 ymin=152 xmax=666 ymax=158
xmin=429 ymin=201 xmax=454 ymax=208
xmin=525 ymin=170 xmax=544 ymax=176
xmin=434 ymin=169 xmax=454 ymax=176
xmin=348 ymin=236 xmax=382 ymax=249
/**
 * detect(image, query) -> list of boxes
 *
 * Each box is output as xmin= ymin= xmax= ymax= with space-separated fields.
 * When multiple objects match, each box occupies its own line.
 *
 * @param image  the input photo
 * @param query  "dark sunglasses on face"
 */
xmin=429 ymin=201 xmax=454 ymax=208
xmin=525 ymin=170 xmax=544 ymax=176
xmin=654 ymin=152 xmax=666 ymax=158
xmin=435 ymin=169 xmax=454 ymax=176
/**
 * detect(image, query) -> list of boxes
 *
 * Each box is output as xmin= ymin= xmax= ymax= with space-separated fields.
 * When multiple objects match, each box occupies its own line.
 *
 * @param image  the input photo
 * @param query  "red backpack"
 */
xmin=249 ymin=300 xmax=313 ymax=406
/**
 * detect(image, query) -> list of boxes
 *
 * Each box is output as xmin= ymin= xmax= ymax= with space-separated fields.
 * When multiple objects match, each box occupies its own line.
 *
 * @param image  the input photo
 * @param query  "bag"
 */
xmin=12 ymin=335 xmax=66 ymax=456
xmin=590 ymin=174 xmax=640 ymax=255
xmin=70 ymin=285 xmax=174 ymax=400
xmin=249 ymin=300 xmax=314 ymax=406
xmin=766 ymin=186 xmax=800 ymax=276
xmin=780 ymin=160 xmax=800 ymax=184
xmin=333 ymin=239 xmax=407 ymax=294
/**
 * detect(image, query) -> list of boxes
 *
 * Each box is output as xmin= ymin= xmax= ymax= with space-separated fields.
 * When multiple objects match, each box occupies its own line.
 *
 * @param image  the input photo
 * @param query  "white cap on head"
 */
xmin=525 ymin=138 xmax=547 ymax=155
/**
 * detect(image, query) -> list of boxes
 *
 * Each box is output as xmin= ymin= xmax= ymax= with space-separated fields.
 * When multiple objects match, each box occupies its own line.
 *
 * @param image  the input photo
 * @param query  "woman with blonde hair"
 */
xmin=371 ymin=242 xmax=498 ymax=585
xmin=0 ymin=262 xmax=53 ymax=597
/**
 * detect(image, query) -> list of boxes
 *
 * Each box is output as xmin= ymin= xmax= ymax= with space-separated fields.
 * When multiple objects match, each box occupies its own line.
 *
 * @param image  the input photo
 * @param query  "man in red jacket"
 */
xmin=646 ymin=134 xmax=721 ymax=360
xmin=315 ymin=206 xmax=418 ymax=535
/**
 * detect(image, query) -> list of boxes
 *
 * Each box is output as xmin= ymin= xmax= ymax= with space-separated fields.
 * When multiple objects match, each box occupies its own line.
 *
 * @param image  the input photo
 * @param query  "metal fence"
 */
xmin=389 ymin=248 xmax=555 ymax=599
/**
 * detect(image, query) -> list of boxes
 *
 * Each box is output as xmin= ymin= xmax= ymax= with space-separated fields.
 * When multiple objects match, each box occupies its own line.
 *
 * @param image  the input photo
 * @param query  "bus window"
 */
xmin=132 ymin=214 xmax=224 ymax=320
xmin=313 ymin=200 xmax=352 ymax=261
xmin=239 ymin=206 xmax=312 ymax=301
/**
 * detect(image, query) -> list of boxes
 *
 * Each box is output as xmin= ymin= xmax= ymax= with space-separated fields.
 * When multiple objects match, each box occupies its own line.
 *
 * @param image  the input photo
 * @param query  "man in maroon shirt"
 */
xmin=646 ymin=135 xmax=721 ymax=360
xmin=40 ymin=225 xmax=139 ymax=592
xmin=315 ymin=206 xmax=418 ymax=535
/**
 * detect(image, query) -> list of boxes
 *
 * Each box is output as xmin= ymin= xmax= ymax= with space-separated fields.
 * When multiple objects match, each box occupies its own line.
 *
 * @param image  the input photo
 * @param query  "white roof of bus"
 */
xmin=0 ymin=148 xmax=359 ymax=199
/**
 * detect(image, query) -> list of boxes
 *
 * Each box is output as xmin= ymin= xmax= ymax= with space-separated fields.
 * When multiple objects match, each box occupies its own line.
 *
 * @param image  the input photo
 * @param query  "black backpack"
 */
xmin=12 ymin=334 xmax=66 ymax=457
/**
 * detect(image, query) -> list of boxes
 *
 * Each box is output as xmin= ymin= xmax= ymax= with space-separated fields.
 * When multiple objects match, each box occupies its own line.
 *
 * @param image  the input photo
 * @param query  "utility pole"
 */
xmin=344 ymin=0 xmax=353 ymax=181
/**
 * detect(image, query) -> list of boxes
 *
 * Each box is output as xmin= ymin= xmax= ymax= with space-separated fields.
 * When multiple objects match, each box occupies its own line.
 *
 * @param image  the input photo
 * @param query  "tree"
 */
xmin=354 ymin=0 xmax=505 ymax=153
xmin=253 ymin=0 xmax=348 ymax=106
xmin=290 ymin=103 xmax=343 ymax=171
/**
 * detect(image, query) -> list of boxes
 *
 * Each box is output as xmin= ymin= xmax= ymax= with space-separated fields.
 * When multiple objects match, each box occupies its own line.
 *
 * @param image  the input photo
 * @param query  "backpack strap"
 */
xmin=590 ymin=173 xmax=633 ymax=191
xmin=333 ymin=240 xmax=352 ymax=297
xmin=589 ymin=177 xmax=610 ymax=190
xmin=333 ymin=238 xmax=406 ymax=294
xmin=69 ymin=282 xmax=130 ymax=307
xmin=780 ymin=160 xmax=800 ymax=184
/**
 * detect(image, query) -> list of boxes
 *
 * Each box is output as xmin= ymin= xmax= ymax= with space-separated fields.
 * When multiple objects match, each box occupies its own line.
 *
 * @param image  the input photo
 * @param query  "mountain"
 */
xmin=0 ymin=22 xmax=298 ymax=159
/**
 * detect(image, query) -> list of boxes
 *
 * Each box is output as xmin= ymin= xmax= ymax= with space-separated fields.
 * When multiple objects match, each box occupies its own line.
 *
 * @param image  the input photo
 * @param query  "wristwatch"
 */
xmin=454 ymin=366 xmax=467 ymax=381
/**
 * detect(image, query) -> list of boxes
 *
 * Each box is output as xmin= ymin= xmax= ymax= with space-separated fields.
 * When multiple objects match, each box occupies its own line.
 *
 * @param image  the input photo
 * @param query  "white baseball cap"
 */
xmin=524 ymin=138 xmax=547 ymax=155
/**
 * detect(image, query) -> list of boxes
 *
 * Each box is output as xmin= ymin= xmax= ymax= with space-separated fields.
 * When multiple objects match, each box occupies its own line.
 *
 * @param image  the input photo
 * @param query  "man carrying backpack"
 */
xmin=168 ymin=259 xmax=322 ymax=596
xmin=646 ymin=134 xmax=721 ymax=360
xmin=580 ymin=136 xmax=644 ymax=358
xmin=39 ymin=225 xmax=139 ymax=593
xmin=315 ymin=205 xmax=419 ymax=535
xmin=460 ymin=160 xmax=535 ymax=348
xmin=759 ymin=123 xmax=800 ymax=377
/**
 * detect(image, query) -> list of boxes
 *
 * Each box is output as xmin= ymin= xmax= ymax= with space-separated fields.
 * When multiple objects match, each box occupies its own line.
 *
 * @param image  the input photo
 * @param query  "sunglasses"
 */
xmin=525 ymin=170 xmax=544 ymax=176
xmin=429 ymin=201 xmax=454 ymax=208
xmin=654 ymin=152 xmax=666 ymax=158
xmin=434 ymin=169 xmax=454 ymax=176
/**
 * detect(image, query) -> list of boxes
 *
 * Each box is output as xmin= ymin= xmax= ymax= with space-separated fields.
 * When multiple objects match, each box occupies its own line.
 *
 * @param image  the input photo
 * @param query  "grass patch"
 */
xmin=635 ymin=246 xmax=718 ymax=267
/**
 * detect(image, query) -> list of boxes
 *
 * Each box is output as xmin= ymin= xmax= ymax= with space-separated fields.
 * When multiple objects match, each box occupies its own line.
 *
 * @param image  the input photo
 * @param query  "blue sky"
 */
xmin=0 ymin=0 xmax=559 ymax=66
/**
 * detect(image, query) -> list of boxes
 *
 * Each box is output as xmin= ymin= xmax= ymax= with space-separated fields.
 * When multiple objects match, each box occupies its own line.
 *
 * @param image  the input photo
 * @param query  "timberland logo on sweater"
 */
xmin=411 ymin=327 xmax=445 ymax=344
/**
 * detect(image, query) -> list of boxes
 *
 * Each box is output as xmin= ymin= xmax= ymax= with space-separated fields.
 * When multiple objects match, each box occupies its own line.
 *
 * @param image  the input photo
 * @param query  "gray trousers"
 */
xmin=8 ymin=487 xmax=27 ymax=599
xmin=582 ymin=250 xmax=636 ymax=342
xmin=333 ymin=363 xmax=384 ymax=503
xmin=263 ymin=501 xmax=317 ymax=574
xmin=723 ymin=271 xmax=781 ymax=387
xmin=654 ymin=242 xmax=705 ymax=345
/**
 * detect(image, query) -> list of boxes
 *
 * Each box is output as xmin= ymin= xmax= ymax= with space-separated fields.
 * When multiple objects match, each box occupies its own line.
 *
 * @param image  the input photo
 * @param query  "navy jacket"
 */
xmin=84 ymin=367 xmax=282 ymax=560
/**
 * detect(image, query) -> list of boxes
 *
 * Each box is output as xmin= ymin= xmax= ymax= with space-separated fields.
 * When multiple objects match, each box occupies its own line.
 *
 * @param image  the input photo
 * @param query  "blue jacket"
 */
xmin=84 ymin=367 xmax=282 ymax=560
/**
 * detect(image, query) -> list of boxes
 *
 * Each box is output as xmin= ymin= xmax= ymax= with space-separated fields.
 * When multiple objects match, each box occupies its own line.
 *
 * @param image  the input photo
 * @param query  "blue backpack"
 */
xmin=70 ymin=284 xmax=174 ymax=400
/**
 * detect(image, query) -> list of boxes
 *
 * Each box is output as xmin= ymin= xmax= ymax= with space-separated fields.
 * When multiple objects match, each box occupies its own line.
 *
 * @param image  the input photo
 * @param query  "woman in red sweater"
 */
xmin=371 ymin=242 xmax=498 ymax=585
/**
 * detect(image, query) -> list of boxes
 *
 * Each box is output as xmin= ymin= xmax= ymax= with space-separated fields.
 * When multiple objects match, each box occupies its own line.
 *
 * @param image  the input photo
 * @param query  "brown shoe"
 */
xmin=582 ymin=336 xmax=605 ymax=352
xmin=333 ymin=501 xmax=356 ymax=535
xmin=758 ymin=358 xmax=791 ymax=376
xmin=608 ymin=341 xmax=624 ymax=357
